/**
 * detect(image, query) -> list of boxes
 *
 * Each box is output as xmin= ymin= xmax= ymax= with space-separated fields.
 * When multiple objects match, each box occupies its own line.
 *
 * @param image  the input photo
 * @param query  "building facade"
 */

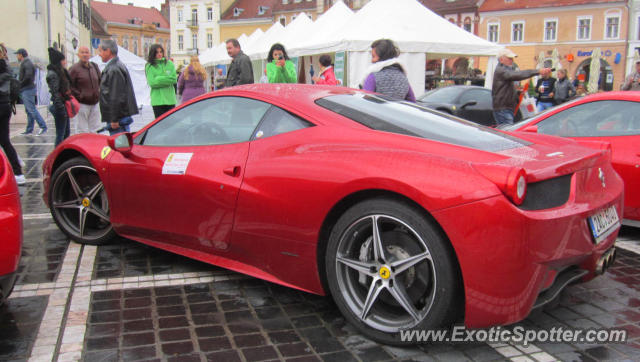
xmin=169 ymin=0 xmax=222 ymax=67
xmin=478 ymin=0 xmax=628 ymax=91
xmin=0 ymin=0 xmax=90 ymax=66
xmin=91 ymin=1 xmax=170 ymax=60
xmin=627 ymin=0 xmax=640 ymax=75
xmin=218 ymin=0 xmax=372 ymax=44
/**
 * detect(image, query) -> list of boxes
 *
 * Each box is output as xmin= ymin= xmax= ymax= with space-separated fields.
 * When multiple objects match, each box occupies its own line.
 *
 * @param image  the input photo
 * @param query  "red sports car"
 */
xmin=504 ymin=91 xmax=639 ymax=227
xmin=43 ymin=84 xmax=622 ymax=344
xmin=0 ymin=150 xmax=22 ymax=305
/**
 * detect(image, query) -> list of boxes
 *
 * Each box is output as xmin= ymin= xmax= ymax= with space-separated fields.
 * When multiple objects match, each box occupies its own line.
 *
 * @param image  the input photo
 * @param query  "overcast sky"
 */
xmin=93 ymin=0 xmax=165 ymax=10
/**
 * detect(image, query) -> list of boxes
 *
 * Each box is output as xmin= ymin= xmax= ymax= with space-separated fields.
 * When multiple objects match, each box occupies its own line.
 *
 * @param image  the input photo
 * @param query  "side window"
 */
xmin=538 ymin=100 xmax=640 ymax=137
xmin=459 ymin=90 xmax=490 ymax=107
xmin=140 ymin=97 xmax=271 ymax=146
xmin=253 ymin=106 xmax=314 ymax=140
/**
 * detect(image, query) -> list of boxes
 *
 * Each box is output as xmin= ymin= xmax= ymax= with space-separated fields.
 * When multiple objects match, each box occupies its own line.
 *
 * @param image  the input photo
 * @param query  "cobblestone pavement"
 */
xmin=2 ymin=105 xmax=640 ymax=361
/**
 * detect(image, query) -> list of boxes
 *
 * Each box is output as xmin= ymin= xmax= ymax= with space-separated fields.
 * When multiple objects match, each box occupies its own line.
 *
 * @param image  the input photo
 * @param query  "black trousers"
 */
xmin=0 ymin=103 xmax=23 ymax=176
xmin=152 ymin=105 xmax=175 ymax=119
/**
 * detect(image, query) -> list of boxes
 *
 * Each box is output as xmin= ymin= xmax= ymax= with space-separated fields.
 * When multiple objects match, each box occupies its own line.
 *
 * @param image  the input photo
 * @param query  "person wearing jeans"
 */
xmin=0 ymin=59 xmax=25 ymax=185
xmin=48 ymin=103 xmax=69 ymax=145
xmin=15 ymin=48 xmax=47 ymax=135
xmin=46 ymin=48 xmax=71 ymax=146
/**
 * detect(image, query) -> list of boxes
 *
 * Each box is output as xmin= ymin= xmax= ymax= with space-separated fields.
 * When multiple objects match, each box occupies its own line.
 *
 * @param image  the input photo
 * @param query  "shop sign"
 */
xmin=577 ymin=50 xmax=613 ymax=57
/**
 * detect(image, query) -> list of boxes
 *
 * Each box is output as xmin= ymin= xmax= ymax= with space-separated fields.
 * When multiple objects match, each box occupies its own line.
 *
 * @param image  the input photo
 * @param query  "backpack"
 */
xmin=8 ymin=76 xmax=20 ymax=114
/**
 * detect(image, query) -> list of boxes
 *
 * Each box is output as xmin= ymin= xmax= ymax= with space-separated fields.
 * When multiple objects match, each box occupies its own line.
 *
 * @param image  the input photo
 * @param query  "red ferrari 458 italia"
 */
xmin=0 ymin=151 xmax=22 ymax=305
xmin=43 ymin=84 xmax=622 ymax=344
xmin=504 ymin=91 xmax=639 ymax=227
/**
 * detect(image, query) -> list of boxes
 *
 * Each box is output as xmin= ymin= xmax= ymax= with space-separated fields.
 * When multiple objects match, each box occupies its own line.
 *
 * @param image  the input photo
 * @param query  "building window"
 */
xmin=207 ymin=7 xmax=213 ymax=21
xmin=69 ymin=0 xmax=73 ymax=18
xmin=282 ymin=0 xmax=288 ymax=4
xmin=192 ymin=33 xmax=197 ymax=50
xmin=488 ymin=23 xmax=499 ymax=42
xmin=577 ymin=16 xmax=591 ymax=40
xmin=511 ymin=21 xmax=524 ymax=43
xmin=78 ymin=0 xmax=82 ymax=21
xmin=191 ymin=8 xmax=198 ymax=24
xmin=178 ymin=35 xmax=183 ymax=51
xmin=123 ymin=40 xmax=129 ymax=50
xmin=463 ymin=17 xmax=472 ymax=32
xmin=177 ymin=9 xmax=183 ymax=23
xmin=207 ymin=33 xmax=213 ymax=48
xmin=605 ymin=15 xmax=620 ymax=39
xmin=133 ymin=40 xmax=138 ymax=55
xmin=544 ymin=19 xmax=557 ymax=41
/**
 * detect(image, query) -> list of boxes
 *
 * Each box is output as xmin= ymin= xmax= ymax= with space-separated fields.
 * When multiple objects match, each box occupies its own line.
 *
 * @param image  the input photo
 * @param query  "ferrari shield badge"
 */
xmin=162 ymin=153 xmax=193 ymax=175
xmin=101 ymin=146 xmax=111 ymax=160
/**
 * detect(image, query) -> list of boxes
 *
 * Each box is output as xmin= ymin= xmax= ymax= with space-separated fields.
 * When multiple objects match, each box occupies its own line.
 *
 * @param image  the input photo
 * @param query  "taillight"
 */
xmin=507 ymin=169 xmax=527 ymax=205
xmin=474 ymin=164 xmax=528 ymax=205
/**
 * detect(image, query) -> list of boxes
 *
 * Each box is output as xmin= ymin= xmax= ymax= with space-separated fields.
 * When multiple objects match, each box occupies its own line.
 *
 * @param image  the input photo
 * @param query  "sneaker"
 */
xmin=36 ymin=128 xmax=48 ymax=136
xmin=14 ymin=174 xmax=26 ymax=185
xmin=20 ymin=131 xmax=33 ymax=135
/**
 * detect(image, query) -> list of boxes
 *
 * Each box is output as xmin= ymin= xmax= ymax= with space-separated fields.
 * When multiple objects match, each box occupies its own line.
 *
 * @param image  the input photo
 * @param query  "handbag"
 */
xmin=64 ymin=95 xmax=80 ymax=118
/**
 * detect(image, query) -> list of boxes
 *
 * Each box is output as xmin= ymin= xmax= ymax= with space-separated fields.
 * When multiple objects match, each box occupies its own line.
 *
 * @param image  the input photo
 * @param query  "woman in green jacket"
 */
xmin=145 ymin=44 xmax=177 ymax=118
xmin=266 ymin=43 xmax=297 ymax=84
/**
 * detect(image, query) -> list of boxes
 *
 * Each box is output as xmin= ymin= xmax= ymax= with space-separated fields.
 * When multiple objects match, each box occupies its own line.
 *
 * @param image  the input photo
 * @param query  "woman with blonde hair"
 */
xmin=178 ymin=55 xmax=207 ymax=104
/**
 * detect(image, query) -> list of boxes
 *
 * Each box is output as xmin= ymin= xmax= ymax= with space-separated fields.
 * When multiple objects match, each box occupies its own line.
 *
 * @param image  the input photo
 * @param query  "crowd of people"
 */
xmin=5 ymin=38 xmax=639 ymax=186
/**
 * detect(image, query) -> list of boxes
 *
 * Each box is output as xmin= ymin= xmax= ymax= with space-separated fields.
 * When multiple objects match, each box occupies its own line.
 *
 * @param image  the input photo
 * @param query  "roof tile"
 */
xmin=221 ymin=0 xmax=274 ymax=21
xmin=91 ymin=1 xmax=169 ymax=28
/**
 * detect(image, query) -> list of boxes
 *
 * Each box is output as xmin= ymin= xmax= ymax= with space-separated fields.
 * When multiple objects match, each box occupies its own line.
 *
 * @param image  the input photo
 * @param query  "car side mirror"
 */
xmin=107 ymin=132 xmax=133 ymax=155
xmin=522 ymin=125 xmax=538 ymax=133
xmin=461 ymin=101 xmax=477 ymax=109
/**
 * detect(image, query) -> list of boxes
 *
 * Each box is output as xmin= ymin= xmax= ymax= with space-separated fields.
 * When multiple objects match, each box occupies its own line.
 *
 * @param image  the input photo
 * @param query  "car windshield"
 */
xmin=500 ymin=98 xmax=581 ymax=131
xmin=316 ymin=94 xmax=530 ymax=152
xmin=417 ymin=87 xmax=461 ymax=103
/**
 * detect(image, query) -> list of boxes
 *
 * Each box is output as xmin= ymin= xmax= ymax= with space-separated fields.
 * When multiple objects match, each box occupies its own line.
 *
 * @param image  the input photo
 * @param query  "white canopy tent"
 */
xmin=275 ymin=13 xmax=315 ymax=52
xmin=90 ymin=46 xmax=151 ymax=106
xmin=200 ymin=0 xmax=506 ymax=93
xmin=246 ymin=22 xmax=287 ymax=61
xmin=290 ymin=1 xmax=354 ymax=56
xmin=290 ymin=0 xmax=505 ymax=95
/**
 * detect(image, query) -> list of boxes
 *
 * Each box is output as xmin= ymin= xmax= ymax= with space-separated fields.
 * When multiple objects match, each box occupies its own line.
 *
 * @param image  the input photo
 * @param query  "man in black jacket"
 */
xmin=98 ymin=40 xmax=138 ymax=135
xmin=492 ymin=48 xmax=550 ymax=126
xmin=225 ymin=39 xmax=254 ymax=87
xmin=15 ymin=48 xmax=48 ymax=135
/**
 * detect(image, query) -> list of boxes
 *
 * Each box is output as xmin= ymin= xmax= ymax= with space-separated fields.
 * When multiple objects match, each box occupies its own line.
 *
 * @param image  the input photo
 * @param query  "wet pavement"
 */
xmin=2 ymin=105 xmax=640 ymax=361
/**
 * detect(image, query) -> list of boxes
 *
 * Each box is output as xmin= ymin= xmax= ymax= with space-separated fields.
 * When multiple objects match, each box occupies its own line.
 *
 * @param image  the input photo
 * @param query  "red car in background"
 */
xmin=43 ymin=84 xmax=622 ymax=344
xmin=504 ymin=91 xmax=640 ymax=227
xmin=0 ymin=151 xmax=22 ymax=305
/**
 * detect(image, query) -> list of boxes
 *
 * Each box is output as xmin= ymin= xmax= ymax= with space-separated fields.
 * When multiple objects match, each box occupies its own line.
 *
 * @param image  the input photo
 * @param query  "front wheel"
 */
xmin=49 ymin=157 xmax=116 ymax=245
xmin=325 ymin=198 xmax=461 ymax=345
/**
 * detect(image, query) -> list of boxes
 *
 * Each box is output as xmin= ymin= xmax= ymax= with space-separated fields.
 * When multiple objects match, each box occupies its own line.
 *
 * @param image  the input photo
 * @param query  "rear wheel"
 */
xmin=49 ymin=157 xmax=116 ymax=245
xmin=325 ymin=198 xmax=461 ymax=345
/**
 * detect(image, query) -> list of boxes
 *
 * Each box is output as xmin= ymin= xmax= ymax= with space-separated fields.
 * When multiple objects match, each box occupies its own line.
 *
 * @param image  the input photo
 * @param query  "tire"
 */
xmin=325 ymin=198 xmax=461 ymax=345
xmin=49 ymin=157 xmax=116 ymax=245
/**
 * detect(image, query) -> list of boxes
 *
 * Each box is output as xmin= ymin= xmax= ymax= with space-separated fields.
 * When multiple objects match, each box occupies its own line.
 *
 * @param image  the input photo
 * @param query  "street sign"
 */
xmin=91 ymin=38 xmax=101 ymax=49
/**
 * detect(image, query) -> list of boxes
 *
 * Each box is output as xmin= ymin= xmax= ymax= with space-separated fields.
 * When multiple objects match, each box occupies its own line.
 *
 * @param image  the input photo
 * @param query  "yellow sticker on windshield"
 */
xmin=101 ymin=146 xmax=111 ymax=160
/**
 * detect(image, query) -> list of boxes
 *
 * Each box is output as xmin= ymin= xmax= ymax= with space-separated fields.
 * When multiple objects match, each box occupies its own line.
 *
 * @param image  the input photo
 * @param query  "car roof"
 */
xmin=211 ymin=83 xmax=360 ymax=109
xmin=573 ymin=90 xmax=640 ymax=102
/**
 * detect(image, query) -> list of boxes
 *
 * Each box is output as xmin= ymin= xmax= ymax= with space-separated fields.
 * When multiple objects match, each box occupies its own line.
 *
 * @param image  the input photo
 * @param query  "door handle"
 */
xmin=223 ymin=166 xmax=241 ymax=177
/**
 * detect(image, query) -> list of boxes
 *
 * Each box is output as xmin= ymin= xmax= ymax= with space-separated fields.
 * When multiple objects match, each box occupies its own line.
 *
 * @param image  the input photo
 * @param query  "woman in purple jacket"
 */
xmin=178 ymin=55 xmax=207 ymax=104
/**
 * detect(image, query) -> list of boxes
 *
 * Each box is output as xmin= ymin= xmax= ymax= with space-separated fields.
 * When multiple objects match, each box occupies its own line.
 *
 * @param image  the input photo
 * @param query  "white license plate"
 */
xmin=588 ymin=206 xmax=620 ymax=243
